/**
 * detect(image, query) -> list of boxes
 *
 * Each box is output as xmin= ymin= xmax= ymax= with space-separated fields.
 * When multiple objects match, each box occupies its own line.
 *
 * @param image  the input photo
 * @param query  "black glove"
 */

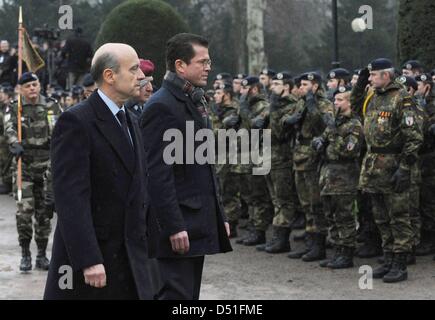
xmin=223 ymin=115 xmax=239 ymax=129
xmin=9 ymin=142 xmax=24 ymax=159
xmin=269 ymin=93 xmax=281 ymax=112
xmin=283 ymin=112 xmax=303 ymax=128
xmin=356 ymin=67 xmax=370 ymax=89
xmin=251 ymin=116 xmax=265 ymax=129
xmin=305 ymin=91 xmax=317 ymax=114
xmin=312 ymin=137 xmax=325 ymax=153
xmin=390 ymin=167 xmax=411 ymax=193
xmin=429 ymin=123 xmax=435 ymax=136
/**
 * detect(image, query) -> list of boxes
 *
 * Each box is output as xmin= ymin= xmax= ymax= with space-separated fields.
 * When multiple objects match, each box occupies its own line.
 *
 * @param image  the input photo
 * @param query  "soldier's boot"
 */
xmin=373 ymin=252 xmax=394 ymax=279
xmin=406 ymin=247 xmax=416 ymax=266
xmin=243 ymin=230 xmax=266 ymax=246
xmin=291 ymin=213 xmax=306 ymax=230
xmin=35 ymin=241 xmax=50 ymax=271
xmin=265 ymin=227 xmax=291 ymax=254
xmin=228 ymin=221 xmax=238 ymax=239
xmin=383 ymin=253 xmax=408 ymax=283
xmin=356 ymin=232 xmax=383 ymax=258
xmin=19 ymin=243 xmax=32 ymax=272
xmin=319 ymin=246 xmax=341 ymax=268
xmin=302 ymin=233 xmax=326 ymax=262
xmin=0 ymin=182 xmax=11 ymax=195
xmin=288 ymin=232 xmax=313 ymax=259
xmin=235 ymin=225 xmax=253 ymax=244
xmin=293 ymin=230 xmax=306 ymax=242
xmin=415 ymin=231 xmax=435 ymax=256
xmin=327 ymin=246 xmax=354 ymax=269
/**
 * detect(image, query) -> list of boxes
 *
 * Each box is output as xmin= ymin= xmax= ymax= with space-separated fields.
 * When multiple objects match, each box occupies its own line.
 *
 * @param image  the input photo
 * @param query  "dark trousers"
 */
xmin=156 ymin=256 xmax=205 ymax=300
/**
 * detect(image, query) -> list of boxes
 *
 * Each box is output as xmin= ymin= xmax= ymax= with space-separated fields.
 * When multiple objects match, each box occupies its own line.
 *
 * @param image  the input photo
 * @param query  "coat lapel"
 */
xmin=89 ymin=92 xmax=136 ymax=175
xmin=162 ymin=80 xmax=206 ymax=129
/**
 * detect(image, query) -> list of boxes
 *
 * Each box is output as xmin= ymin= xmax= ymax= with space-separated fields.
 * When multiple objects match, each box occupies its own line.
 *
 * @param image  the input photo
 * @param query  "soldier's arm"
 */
xmin=4 ymin=104 xmax=18 ymax=146
xmin=336 ymin=121 xmax=364 ymax=159
xmin=398 ymin=96 xmax=424 ymax=171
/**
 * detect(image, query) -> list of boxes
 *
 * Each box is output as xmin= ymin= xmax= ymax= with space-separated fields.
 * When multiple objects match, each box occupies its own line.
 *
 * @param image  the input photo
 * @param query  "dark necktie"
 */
xmin=116 ymin=110 xmax=134 ymax=149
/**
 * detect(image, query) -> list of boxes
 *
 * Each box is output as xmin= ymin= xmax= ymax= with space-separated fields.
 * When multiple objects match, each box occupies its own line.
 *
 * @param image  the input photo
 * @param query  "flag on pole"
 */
xmin=22 ymin=28 xmax=45 ymax=73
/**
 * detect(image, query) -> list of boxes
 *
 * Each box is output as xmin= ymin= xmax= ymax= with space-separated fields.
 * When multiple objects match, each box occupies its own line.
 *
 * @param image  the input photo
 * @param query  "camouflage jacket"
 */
xmin=282 ymin=90 xmax=334 ymax=171
xmin=4 ymin=95 xmax=62 ymax=162
xmin=318 ymin=113 xmax=363 ymax=195
xmin=359 ymin=82 xmax=424 ymax=193
xmin=214 ymin=100 xmax=240 ymax=174
xmin=269 ymin=94 xmax=299 ymax=169
xmin=239 ymin=94 xmax=269 ymax=171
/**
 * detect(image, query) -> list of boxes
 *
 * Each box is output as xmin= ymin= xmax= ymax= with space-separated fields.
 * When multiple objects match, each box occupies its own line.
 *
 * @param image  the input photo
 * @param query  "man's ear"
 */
xmin=175 ymin=59 xmax=186 ymax=75
xmin=102 ymin=69 xmax=115 ymax=85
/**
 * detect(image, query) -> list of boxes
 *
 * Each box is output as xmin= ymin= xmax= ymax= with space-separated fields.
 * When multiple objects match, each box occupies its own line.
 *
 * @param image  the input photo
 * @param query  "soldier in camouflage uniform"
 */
xmin=359 ymin=59 xmax=424 ymax=283
xmin=313 ymin=86 xmax=363 ymax=269
xmin=414 ymin=74 xmax=435 ymax=257
xmin=0 ymin=84 xmax=14 ymax=194
xmin=213 ymin=82 xmax=242 ymax=237
xmin=4 ymin=72 xmax=62 ymax=272
xmin=238 ymin=76 xmax=274 ymax=246
xmin=259 ymin=68 xmax=276 ymax=98
xmin=282 ymin=72 xmax=335 ymax=262
xmin=259 ymin=72 xmax=298 ymax=254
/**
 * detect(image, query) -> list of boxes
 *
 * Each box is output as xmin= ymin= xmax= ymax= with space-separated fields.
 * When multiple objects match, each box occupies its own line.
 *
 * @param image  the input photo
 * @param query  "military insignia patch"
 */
xmin=329 ymin=72 xmax=336 ymax=79
xmin=421 ymin=74 xmax=427 ymax=81
xmin=238 ymin=74 xmax=244 ymax=79
xmin=406 ymin=63 xmax=412 ymax=70
xmin=338 ymin=86 xmax=346 ymax=93
xmin=368 ymin=64 xmax=372 ymax=71
xmin=219 ymin=84 xmax=225 ymax=90
xmin=277 ymin=73 xmax=283 ymax=80
xmin=405 ymin=116 xmax=414 ymax=126
xmin=217 ymin=74 xmax=223 ymax=80
xmin=307 ymin=73 xmax=314 ymax=81
xmin=242 ymin=80 xmax=248 ymax=86
xmin=398 ymin=76 xmax=406 ymax=84
xmin=262 ymin=69 xmax=268 ymax=75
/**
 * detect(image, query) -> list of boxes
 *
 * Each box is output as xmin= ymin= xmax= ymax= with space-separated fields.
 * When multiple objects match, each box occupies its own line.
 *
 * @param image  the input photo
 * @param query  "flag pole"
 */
xmin=17 ymin=6 xmax=23 ymax=203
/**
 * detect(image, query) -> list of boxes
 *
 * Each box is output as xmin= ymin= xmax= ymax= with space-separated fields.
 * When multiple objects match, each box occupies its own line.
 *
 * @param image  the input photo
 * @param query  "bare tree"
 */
xmin=246 ymin=0 xmax=267 ymax=74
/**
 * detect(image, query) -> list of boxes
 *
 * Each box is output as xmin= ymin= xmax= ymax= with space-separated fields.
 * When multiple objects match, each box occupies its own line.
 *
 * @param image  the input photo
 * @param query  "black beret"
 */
xmin=333 ymin=85 xmax=352 ymax=97
xmin=402 ymin=60 xmax=423 ymax=71
xmin=82 ymin=73 xmax=95 ymax=87
xmin=396 ymin=75 xmax=418 ymax=91
xmin=327 ymin=68 xmax=350 ymax=80
xmin=217 ymin=82 xmax=233 ymax=91
xmin=299 ymin=71 xmax=322 ymax=83
xmin=241 ymin=76 xmax=260 ymax=87
xmin=415 ymin=73 xmax=433 ymax=83
xmin=215 ymin=73 xmax=232 ymax=81
xmin=234 ymin=73 xmax=247 ymax=80
xmin=260 ymin=68 xmax=277 ymax=78
xmin=272 ymin=71 xmax=293 ymax=81
xmin=18 ymin=72 xmax=39 ymax=85
xmin=71 ymin=85 xmax=84 ymax=96
xmin=353 ymin=69 xmax=362 ymax=76
xmin=368 ymin=58 xmax=393 ymax=71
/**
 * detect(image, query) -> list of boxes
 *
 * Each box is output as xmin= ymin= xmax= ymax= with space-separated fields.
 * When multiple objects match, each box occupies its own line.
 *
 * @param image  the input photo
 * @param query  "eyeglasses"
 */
xmin=197 ymin=59 xmax=212 ymax=68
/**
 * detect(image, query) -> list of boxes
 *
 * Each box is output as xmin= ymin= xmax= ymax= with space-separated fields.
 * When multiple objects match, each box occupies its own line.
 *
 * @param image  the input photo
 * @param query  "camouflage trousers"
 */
xmin=369 ymin=192 xmax=413 ymax=253
xmin=251 ymin=174 xmax=274 ymax=231
xmin=13 ymin=161 xmax=52 ymax=246
xmin=269 ymin=167 xmax=296 ymax=228
xmin=295 ymin=170 xmax=327 ymax=234
xmin=0 ymin=140 xmax=12 ymax=187
xmin=219 ymin=168 xmax=243 ymax=223
xmin=322 ymin=195 xmax=357 ymax=248
xmin=409 ymin=184 xmax=421 ymax=247
xmin=420 ymin=160 xmax=435 ymax=233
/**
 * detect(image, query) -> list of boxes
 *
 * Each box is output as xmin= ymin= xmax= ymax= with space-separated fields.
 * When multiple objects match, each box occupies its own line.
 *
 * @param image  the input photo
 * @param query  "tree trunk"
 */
xmin=233 ymin=0 xmax=247 ymax=73
xmin=246 ymin=0 xmax=267 ymax=75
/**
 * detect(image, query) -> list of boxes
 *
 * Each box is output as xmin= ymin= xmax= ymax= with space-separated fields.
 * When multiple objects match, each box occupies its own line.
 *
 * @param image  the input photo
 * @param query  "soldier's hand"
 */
xmin=170 ymin=231 xmax=190 ymax=255
xmin=312 ymin=137 xmax=325 ymax=153
xmin=83 ymin=264 xmax=106 ymax=288
xmin=9 ymin=142 xmax=24 ymax=160
xmin=429 ymin=124 xmax=435 ymax=136
xmin=283 ymin=112 xmax=303 ymax=128
xmin=251 ymin=116 xmax=265 ymax=129
xmin=223 ymin=115 xmax=240 ymax=129
xmin=390 ymin=167 xmax=411 ymax=193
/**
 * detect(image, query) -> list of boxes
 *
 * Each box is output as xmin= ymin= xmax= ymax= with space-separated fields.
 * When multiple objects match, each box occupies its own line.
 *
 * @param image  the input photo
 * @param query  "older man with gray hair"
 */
xmin=44 ymin=43 xmax=156 ymax=300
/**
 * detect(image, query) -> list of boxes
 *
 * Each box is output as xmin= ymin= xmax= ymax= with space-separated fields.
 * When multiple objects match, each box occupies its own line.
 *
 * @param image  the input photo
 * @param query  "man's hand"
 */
xmin=83 ymin=264 xmax=106 ymax=288
xmin=283 ymin=112 xmax=303 ymax=128
xmin=390 ymin=167 xmax=411 ymax=193
xmin=170 ymin=231 xmax=190 ymax=255
xmin=224 ymin=222 xmax=230 ymax=238
xmin=9 ymin=142 xmax=24 ymax=160
xmin=251 ymin=116 xmax=265 ymax=129
xmin=312 ymin=137 xmax=325 ymax=153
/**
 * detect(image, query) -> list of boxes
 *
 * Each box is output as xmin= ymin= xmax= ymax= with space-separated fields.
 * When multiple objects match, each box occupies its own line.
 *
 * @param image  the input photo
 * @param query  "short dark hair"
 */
xmin=166 ymin=33 xmax=209 ymax=73
xmin=90 ymin=52 xmax=120 ymax=85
